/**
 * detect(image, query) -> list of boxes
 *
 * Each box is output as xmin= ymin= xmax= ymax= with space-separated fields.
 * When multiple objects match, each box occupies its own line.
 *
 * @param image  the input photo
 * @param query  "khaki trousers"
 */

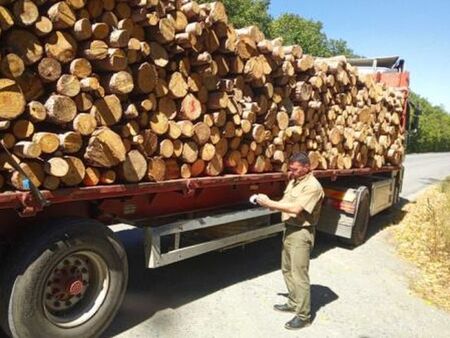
xmin=282 ymin=225 xmax=315 ymax=320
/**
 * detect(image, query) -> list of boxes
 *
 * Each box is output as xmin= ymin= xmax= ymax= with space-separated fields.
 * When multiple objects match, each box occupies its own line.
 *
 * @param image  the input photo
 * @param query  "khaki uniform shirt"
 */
xmin=281 ymin=172 xmax=324 ymax=227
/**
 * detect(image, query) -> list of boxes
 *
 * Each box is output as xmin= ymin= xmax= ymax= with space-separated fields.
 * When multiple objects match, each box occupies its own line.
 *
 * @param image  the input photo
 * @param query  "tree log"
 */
xmin=6 ymin=29 xmax=43 ymax=65
xmin=9 ymin=161 xmax=44 ymax=190
xmin=133 ymin=62 xmax=157 ymax=93
xmin=91 ymin=94 xmax=123 ymax=126
xmin=73 ymin=113 xmax=97 ymax=135
xmin=70 ymin=58 xmax=92 ymax=78
xmin=48 ymin=2 xmax=76 ymax=29
xmin=147 ymin=157 xmax=166 ymax=182
xmin=45 ymin=31 xmax=78 ymax=63
xmin=1 ymin=53 xmax=25 ymax=79
xmin=13 ymin=141 xmax=41 ymax=159
xmin=12 ymin=119 xmax=34 ymax=139
xmin=57 ymin=74 xmax=81 ymax=97
xmin=43 ymin=175 xmax=60 ymax=190
xmin=100 ymin=169 xmax=116 ymax=184
xmin=82 ymin=166 xmax=100 ymax=186
xmin=168 ymin=71 xmax=188 ymax=98
xmin=61 ymin=156 xmax=85 ymax=186
xmin=59 ymin=131 xmax=82 ymax=154
xmin=179 ymin=93 xmax=201 ymax=121
xmin=120 ymin=149 xmax=147 ymax=182
xmin=150 ymin=112 xmax=169 ymax=135
xmin=84 ymin=128 xmax=126 ymax=167
xmin=193 ymin=122 xmax=210 ymax=145
xmin=0 ymin=78 xmax=26 ymax=120
xmin=44 ymin=157 xmax=69 ymax=177
xmin=37 ymin=57 xmax=62 ymax=82
xmin=45 ymin=94 xmax=77 ymax=124
xmin=33 ymin=132 xmax=59 ymax=154
xmin=205 ymin=153 xmax=223 ymax=176
xmin=182 ymin=141 xmax=198 ymax=163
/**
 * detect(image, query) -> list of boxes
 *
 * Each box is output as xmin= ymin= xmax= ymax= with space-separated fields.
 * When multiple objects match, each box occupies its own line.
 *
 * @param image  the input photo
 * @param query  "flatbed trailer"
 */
xmin=0 ymin=63 xmax=412 ymax=338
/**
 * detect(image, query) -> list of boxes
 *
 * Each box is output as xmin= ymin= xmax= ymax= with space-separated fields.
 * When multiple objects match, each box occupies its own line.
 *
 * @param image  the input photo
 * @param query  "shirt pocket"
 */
xmin=290 ymin=189 xmax=300 ymax=199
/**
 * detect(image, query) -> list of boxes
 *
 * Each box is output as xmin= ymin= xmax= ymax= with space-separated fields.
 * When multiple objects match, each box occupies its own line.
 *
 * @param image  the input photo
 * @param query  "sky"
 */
xmin=269 ymin=0 xmax=450 ymax=112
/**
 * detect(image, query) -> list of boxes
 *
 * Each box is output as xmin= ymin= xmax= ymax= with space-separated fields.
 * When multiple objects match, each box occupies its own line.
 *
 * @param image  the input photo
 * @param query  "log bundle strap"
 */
xmin=0 ymin=0 xmax=406 ymax=191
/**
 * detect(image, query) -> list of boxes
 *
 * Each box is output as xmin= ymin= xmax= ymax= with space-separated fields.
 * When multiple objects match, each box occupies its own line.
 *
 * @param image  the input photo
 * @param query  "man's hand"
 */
xmin=256 ymin=194 xmax=271 ymax=207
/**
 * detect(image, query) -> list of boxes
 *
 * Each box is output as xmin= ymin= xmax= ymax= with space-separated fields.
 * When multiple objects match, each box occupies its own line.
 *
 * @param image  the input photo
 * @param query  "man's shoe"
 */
xmin=284 ymin=316 xmax=311 ymax=330
xmin=273 ymin=303 xmax=295 ymax=313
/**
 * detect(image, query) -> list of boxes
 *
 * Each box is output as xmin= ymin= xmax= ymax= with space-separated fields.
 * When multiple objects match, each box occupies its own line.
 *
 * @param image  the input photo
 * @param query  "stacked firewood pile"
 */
xmin=0 ymin=0 xmax=406 ymax=191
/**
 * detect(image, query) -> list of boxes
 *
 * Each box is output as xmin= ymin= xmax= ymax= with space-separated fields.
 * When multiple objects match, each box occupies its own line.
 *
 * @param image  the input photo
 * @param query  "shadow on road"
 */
xmin=103 ymin=227 xmax=282 ymax=337
xmin=104 ymin=202 xmax=404 ymax=338
xmin=277 ymin=284 xmax=339 ymax=322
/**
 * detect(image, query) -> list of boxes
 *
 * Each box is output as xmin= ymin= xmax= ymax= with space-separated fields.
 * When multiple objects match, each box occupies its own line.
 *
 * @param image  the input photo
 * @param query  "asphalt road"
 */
xmin=399 ymin=152 xmax=450 ymax=200
xmin=102 ymin=152 xmax=450 ymax=338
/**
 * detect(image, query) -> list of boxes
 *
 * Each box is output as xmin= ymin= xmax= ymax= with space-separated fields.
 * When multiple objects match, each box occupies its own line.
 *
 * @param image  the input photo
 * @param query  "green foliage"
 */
xmin=407 ymin=92 xmax=450 ymax=153
xmin=268 ymin=13 xmax=356 ymax=57
xmin=268 ymin=14 xmax=329 ymax=55
xmin=327 ymin=38 xmax=356 ymax=57
xmin=198 ymin=0 xmax=272 ymax=36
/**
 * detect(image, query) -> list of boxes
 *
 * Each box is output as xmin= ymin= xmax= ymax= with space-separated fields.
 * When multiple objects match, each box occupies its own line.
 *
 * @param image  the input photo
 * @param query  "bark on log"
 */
xmin=13 ymin=141 xmax=41 ymax=159
xmin=12 ymin=119 xmax=34 ymax=139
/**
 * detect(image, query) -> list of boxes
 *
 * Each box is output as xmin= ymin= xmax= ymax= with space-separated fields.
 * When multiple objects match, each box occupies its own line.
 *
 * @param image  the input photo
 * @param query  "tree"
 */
xmin=327 ymin=38 xmax=356 ymax=57
xmin=268 ymin=13 xmax=357 ymax=57
xmin=198 ymin=0 xmax=272 ymax=36
xmin=269 ymin=13 xmax=330 ymax=56
xmin=407 ymin=92 xmax=450 ymax=153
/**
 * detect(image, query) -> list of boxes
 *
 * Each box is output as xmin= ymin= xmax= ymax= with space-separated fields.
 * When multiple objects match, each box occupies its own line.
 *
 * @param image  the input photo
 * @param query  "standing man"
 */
xmin=255 ymin=152 xmax=324 ymax=330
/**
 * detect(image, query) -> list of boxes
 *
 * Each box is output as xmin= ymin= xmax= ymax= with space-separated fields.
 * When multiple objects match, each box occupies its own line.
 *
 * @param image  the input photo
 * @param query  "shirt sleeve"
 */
xmin=291 ymin=184 xmax=324 ymax=214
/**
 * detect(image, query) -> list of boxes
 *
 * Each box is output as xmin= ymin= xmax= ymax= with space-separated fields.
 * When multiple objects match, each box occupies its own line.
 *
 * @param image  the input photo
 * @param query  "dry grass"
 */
xmin=393 ymin=177 xmax=450 ymax=311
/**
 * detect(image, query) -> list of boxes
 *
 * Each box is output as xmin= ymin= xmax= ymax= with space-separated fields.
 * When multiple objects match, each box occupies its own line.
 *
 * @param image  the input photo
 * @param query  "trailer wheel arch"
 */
xmin=0 ymin=218 xmax=128 ymax=338
xmin=342 ymin=186 xmax=370 ymax=247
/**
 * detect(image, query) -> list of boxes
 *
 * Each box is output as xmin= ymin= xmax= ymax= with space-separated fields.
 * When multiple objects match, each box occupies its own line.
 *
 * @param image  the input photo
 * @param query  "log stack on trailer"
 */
xmin=0 ymin=0 xmax=406 ymax=192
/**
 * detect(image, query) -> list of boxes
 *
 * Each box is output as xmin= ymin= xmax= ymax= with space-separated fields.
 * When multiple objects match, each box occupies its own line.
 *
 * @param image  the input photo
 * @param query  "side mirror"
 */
xmin=408 ymin=102 xmax=421 ymax=134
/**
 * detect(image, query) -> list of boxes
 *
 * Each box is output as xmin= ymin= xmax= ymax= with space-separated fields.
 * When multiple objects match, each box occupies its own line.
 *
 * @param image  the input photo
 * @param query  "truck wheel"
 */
xmin=343 ymin=187 xmax=370 ymax=247
xmin=0 ymin=218 xmax=128 ymax=338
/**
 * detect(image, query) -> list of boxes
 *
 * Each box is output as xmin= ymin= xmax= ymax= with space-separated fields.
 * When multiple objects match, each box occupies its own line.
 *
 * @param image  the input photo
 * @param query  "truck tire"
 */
xmin=343 ymin=187 xmax=370 ymax=247
xmin=0 ymin=218 xmax=128 ymax=338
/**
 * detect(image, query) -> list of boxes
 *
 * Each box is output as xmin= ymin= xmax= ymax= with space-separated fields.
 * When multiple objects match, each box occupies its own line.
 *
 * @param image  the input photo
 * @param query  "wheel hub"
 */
xmin=42 ymin=250 xmax=110 ymax=328
xmin=45 ymin=256 xmax=90 ymax=311
xmin=67 ymin=279 xmax=84 ymax=296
